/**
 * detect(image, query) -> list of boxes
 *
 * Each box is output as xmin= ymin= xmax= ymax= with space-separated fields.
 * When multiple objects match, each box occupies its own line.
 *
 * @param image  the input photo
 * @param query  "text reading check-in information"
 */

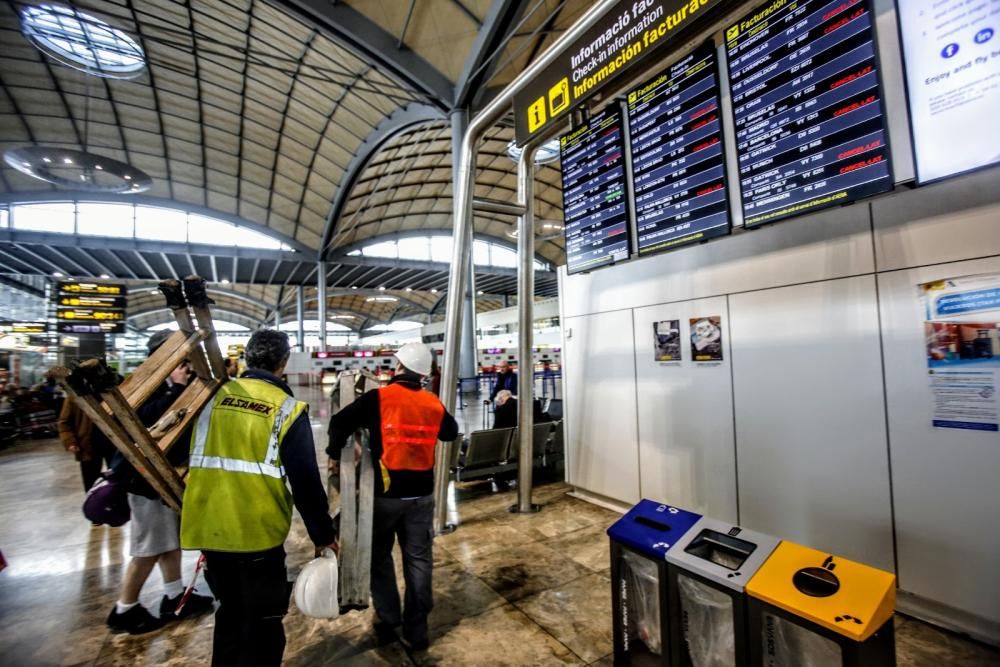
xmin=560 ymin=107 xmax=631 ymax=275
xmin=726 ymin=0 xmax=893 ymax=227
xmin=627 ymin=41 xmax=731 ymax=255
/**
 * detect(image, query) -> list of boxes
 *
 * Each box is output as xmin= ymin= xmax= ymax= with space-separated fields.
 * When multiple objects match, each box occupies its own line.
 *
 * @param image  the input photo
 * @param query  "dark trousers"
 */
xmin=370 ymin=495 xmax=434 ymax=643
xmin=203 ymin=546 xmax=290 ymax=667
xmin=79 ymin=438 xmax=115 ymax=492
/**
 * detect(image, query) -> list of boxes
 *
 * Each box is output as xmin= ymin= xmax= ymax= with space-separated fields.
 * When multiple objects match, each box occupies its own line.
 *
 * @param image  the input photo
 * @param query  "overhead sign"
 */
xmin=0 ymin=321 xmax=48 ymax=334
xmin=898 ymin=0 xmax=1000 ymax=183
xmin=513 ymin=0 xmax=725 ymax=146
xmin=54 ymin=281 xmax=128 ymax=336
xmin=56 ymin=281 xmax=126 ymax=296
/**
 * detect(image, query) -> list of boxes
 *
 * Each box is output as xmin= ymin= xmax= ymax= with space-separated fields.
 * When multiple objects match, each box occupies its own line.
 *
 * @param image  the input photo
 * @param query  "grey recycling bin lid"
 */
xmin=665 ymin=516 xmax=781 ymax=592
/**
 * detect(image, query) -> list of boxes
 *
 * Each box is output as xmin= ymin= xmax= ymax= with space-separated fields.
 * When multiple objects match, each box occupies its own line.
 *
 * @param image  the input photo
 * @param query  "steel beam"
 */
xmin=317 ymin=260 xmax=327 ymax=352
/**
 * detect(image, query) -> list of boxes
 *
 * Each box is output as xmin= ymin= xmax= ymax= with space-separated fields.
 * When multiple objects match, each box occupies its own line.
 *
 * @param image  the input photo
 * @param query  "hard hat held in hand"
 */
xmin=394 ymin=342 xmax=433 ymax=376
xmin=293 ymin=548 xmax=339 ymax=619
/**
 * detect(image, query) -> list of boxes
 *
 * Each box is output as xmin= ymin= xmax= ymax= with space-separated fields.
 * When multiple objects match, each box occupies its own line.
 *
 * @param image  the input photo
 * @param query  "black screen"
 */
xmin=560 ymin=107 xmax=631 ymax=274
xmin=726 ymin=0 xmax=892 ymax=227
xmin=627 ymin=42 xmax=731 ymax=255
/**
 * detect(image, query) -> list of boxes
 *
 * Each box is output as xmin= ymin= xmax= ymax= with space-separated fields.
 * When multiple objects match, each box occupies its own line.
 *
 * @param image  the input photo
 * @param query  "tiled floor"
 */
xmin=0 ymin=384 xmax=997 ymax=666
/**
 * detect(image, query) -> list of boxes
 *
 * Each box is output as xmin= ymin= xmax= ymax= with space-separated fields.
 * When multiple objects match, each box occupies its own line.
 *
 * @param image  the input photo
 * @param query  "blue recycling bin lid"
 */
xmin=607 ymin=499 xmax=702 ymax=560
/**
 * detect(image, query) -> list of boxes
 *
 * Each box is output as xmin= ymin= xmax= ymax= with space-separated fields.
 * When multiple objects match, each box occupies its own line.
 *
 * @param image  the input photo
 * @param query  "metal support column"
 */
xmin=513 ymin=145 xmax=539 ymax=514
xmin=318 ymin=261 xmax=328 ymax=353
xmin=296 ymin=285 xmax=305 ymax=351
xmin=436 ymin=0 xmax=617 ymax=534
xmin=274 ymin=307 xmax=280 ymax=329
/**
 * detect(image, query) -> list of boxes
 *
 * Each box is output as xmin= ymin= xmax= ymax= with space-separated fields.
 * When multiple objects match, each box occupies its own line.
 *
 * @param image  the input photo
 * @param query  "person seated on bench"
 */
xmin=492 ymin=390 xmax=549 ymax=429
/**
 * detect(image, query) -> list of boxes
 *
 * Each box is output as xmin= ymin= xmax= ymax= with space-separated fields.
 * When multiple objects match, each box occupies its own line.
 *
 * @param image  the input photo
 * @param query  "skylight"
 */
xmin=347 ymin=236 xmax=549 ymax=271
xmin=20 ymin=4 xmax=146 ymax=79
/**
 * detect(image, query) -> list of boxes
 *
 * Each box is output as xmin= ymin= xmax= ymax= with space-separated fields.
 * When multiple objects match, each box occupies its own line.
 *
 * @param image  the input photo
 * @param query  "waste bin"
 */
xmin=664 ymin=517 xmax=782 ymax=667
xmin=608 ymin=499 xmax=703 ymax=665
xmin=745 ymin=541 xmax=895 ymax=667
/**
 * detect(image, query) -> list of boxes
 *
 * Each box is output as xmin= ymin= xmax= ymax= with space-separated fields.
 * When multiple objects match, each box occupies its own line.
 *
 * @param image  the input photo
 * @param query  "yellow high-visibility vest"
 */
xmin=180 ymin=378 xmax=307 ymax=552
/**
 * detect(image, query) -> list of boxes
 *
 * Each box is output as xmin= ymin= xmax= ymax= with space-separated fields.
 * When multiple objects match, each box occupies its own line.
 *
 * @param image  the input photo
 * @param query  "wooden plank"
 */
xmin=170 ymin=308 xmax=213 ymax=381
xmin=119 ymin=331 xmax=207 ymax=409
xmin=154 ymin=378 xmax=218 ymax=455
xmin=53 ymin=368 xmax=182 ymax=511
xmin=101 ymin=387 xmax=186 ymax=502
xmin=183 ymin=276 xmax=228 ymax=380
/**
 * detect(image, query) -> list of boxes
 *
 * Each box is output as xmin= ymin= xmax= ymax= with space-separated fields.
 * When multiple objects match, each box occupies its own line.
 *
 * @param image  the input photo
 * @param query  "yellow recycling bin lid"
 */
xmin=745 ymin=541 xmax=895 ymax=641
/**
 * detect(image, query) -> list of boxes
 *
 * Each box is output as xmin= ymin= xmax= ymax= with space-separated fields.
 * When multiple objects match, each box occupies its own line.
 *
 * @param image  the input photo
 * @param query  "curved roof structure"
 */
xmin=0 ymin=0 xmax=586 ymax=328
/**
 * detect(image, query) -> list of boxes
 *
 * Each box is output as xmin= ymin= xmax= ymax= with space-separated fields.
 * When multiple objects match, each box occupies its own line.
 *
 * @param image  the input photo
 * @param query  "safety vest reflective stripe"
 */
xmin=384 ymin=436 xmax=438 ymax=445
xmin=264 ymin=396 xmax=298 ymax=465
xmin=189 ymin=454 xmax=284 ymax=479
xmin=384 ymin=423 xmax=438 ymax=432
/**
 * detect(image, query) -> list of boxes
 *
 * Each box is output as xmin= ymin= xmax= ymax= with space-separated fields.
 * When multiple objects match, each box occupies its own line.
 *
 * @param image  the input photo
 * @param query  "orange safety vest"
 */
xmin=378 ymin=383 xmax=444 ymax=471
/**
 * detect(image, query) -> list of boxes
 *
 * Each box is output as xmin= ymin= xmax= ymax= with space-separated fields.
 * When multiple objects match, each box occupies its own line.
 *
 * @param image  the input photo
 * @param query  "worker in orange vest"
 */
xmin=327 ymin=342 xmax=458 ymax=651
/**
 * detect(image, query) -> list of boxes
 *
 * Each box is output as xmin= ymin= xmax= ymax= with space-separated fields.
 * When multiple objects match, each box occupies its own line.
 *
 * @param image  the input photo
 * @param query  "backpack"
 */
xmin=83 ymin=469 xmax=130 ymax=527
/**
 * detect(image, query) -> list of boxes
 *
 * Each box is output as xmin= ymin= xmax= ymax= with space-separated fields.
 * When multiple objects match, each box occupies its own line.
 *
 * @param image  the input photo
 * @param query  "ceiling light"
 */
xmin=53 ymin=272 xmax=64 ymax=277
xmin=378 ymin=286 xmax=386 ymax=291
xmin=431 ymin=288 xmax=438 ymax=294
xmin=405 ymin=287 xmax=413 ymax=292
xmin=477 ymin=290 xmax=484 ymax=295
xmin=365 ymin=296 xmax=398 ymax=303
xmin=100 ymin=274 xmax=110 ymax=279
xmin=351 ymin=285 xmax=358 ymax=290
xmin=221 ymin=278 xmax=230 ymax=284
xmin=3 ymin=147 xmax=152 ymax=194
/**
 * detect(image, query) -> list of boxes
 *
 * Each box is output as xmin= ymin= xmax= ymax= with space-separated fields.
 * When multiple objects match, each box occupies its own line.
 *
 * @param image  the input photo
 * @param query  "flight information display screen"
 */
xmin=726 ymin=0 xmax=892 ymax=227
xmin=560 ymin=107 xmax=630 ymax=274
xmin=627 ymin=41 xmax=730 ymax=255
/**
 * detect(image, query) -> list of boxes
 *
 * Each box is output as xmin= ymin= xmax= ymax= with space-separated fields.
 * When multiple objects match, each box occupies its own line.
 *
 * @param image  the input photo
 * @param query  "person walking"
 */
xmin=181 ymin=329 xmax=337 ymax=667
xmin=326 ymin=342 xmax=458 ymax=650
xmin=106 ymin=330 xmax=213 ymax=635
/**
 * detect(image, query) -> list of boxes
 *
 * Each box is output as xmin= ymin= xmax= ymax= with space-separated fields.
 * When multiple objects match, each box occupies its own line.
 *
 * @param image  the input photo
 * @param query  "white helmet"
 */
xmin=394 ymin=342 xmax=433 ymax=376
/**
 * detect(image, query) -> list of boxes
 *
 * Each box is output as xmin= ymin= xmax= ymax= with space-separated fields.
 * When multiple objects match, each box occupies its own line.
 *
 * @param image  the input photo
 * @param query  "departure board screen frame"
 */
xmin=725 ymin=0 xmax=894 ymax=228
xmin=626 ymin=40 xmax=732 ymax=257
xmin=559 ymin=106 xmax=632 ymax=275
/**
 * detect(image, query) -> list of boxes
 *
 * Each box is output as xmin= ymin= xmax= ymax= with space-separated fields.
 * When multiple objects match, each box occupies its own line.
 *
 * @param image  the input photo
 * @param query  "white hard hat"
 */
xmin=394 ymin=342 xmax=433 ymax=376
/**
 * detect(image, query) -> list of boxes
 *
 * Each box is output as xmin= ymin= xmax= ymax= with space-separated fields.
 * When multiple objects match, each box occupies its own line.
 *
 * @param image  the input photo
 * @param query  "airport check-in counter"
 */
xmin=607 ymin=499 xmax=702 ymax=665
xmin=664 ymin=517 xmax=781 ymax=667
xmin=745 ymin=541 xmax=896 ymax=667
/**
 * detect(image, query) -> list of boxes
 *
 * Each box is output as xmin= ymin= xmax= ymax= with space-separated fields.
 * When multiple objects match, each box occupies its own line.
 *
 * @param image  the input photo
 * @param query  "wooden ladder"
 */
xmin=54 ymin=276 xmax=228 ymax=511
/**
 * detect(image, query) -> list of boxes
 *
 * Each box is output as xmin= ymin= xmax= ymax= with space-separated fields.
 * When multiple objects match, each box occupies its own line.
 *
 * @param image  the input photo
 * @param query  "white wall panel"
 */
xmin=562 ymin=203 xmax=873 ymax=320
xmin=631 ymin=297 xmax=737 ymax=521
xmin=873 ymin=166 xmax=1000 ymax=272
xmin=878 ymin=259 xmax=1000 ymax=625
xmin=730 ymin=276 xmax=894 ymax=570
xmin=563 ymin=309 xmax=640 ymax=504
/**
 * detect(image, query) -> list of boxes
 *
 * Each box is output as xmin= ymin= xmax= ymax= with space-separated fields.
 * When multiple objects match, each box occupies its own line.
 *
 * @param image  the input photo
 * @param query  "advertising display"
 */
xmin=560 ymin=107 xmax=631 ymax=274
xmin=690 ymin=316 xmax=723 ymax=361
xmin=653 ymin=319 xmax=682 ymax=361
xmin=627 ymin=41 xmax=730 ymax=255
xmin=726 ymin=0 xmax=893 ymax=227
xmin=54 ymin=280 xmax=127 ymax=335
xmin=921 ymin=274 xmax=1000 ymax=432
xmin=898 ymin=1 xmax=1000 ymax=183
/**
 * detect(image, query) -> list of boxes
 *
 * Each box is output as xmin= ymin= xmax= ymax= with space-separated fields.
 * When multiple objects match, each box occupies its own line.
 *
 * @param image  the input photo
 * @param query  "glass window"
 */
xmin=234 ymin=227 xmax=285 ymax=250
xmin=362 ymin=241 xmax=398 ymax=258
xmin=473 ymin=240 xmax=491 ymax=266
xmin=77 ymin=203 xmax=134 ymax=237
xmin=0 ymin=207 xmax=8 ymax=228
xmin=490 ymin=244 xmax=517 ymax=268
xmin=397 ymin=237 xmax=430 ymax=261
xmin=13 ymin=203 xmax=75 ymax=233
xmin=187 ymin=214 xmax=236 ymax=246
xmin=429 ymin=236 xmax=453 ymax=263
xmin=135 ymin=206 xmax=187 ymax=242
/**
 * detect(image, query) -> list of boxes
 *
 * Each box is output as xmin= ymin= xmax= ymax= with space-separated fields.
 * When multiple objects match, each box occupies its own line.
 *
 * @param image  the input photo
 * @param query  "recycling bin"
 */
xmin=745 ymin=541 xmax=896 ymax=667
xmin=608 ymin=499 xmax=702 ymax=666
xmin=664 ymin=517 xmax=782 ymax=667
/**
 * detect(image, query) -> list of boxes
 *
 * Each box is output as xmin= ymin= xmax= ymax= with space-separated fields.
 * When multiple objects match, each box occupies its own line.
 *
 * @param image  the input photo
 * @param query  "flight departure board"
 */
xmin=627 ymin=42 xmax=730 ymax=255
xmin=726 ymin=0 xmax=892 ymax=227
xmin=560 ymin=107 xmax=630 ymax=274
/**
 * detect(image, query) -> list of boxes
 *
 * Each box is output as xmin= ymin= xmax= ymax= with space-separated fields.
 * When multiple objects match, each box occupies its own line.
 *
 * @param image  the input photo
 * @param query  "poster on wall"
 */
xmin=690 ymin=316 xmax=723 ymax=362
xmin=653 ymin=320 xmax=682 ymax=362
xmin=921 ymin=274 xmax=1000 ymax=431
xmin=898 ymin=0 xmax=1000 ymax=183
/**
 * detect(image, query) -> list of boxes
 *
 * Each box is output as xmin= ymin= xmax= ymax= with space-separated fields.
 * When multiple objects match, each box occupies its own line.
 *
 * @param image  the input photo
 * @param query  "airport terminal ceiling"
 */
xmin=0 ymin=0 xmax=589 ymax=329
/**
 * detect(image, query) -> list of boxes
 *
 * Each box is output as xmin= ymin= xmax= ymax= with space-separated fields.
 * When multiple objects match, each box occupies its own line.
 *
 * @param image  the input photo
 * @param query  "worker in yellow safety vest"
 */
xmin=327 ymin=342 xmax=458 ymax=651
xmin=181 ymin=329 xmax=336 ymax=667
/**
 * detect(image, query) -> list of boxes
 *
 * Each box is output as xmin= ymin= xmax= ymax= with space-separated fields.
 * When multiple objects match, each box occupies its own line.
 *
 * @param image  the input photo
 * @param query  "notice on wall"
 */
xmin=690 ymin=316 xmax=723 ymax=361
xmin=921 ymin=274 xmax=1000 ymax=431
xmin=899 ymin=0 xmax=1000 ymax=183
xmin=654 ymin=320 xmax=682 ymax=361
